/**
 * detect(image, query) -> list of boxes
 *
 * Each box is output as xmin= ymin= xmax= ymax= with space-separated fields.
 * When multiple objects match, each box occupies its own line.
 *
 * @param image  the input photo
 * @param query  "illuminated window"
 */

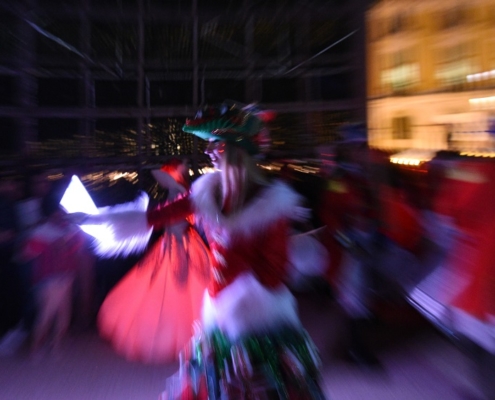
xmin=392 ymin=116 xmax=412 ymax=139
xmin=435 ymin=43 xmax=472 ymax=87
xmin=380 ymin=48 xmax=419 ymax=92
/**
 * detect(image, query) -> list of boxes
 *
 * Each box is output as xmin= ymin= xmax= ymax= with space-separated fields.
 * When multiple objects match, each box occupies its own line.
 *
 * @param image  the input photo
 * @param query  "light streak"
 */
xmin=60 ymin=175 xmax=152 ymax=257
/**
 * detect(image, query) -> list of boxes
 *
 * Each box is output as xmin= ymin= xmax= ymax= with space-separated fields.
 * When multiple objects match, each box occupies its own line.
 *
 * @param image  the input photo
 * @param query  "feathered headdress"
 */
xmin=183 ymin=101 xmax=276 ymax=156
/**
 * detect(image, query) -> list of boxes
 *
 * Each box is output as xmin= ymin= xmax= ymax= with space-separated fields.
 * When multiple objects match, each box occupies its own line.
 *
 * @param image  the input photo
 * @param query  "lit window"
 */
xmin=435 ymin=43 xmax=472 ymax=87
xmin=392 ymin=116 xmax=412 ymax=140
xmin=380 ymin=48 xmax=419 ymax=92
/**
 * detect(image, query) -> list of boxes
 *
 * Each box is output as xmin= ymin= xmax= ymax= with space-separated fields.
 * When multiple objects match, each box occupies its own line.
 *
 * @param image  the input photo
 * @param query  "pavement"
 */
xmin=0 ymin=290 xmax=489 ymax=400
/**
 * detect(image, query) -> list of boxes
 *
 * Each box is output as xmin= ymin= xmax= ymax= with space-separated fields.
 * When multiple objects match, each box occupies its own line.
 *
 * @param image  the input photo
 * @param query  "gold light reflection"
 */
xmin=390 ymin=157 xmax=421 ymax=166
xmin=466 ymin=70 xmax=495 ymax=82
xmin=109 ymin=172 xmax=138 ymax=181
xmin=198 ymin=167 xmax=216 ymax=175
xmin=460 ymin=151 xmax=495 ymax=158
xmin=80 ymin=171 xmax=139 ymax=186
xmin=469 ymin=96 xmax=495 ymax=110
xmin=389 ymin=149 xmax=435 ymax=166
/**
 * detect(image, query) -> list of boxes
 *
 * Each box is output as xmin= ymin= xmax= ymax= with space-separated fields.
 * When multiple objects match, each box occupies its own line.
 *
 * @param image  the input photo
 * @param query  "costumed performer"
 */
xmin=97 ymin=158 xmax=211 ymax=364
xmin=316 ymin=123 xmax=382 ymax=368
xmin=75 ymin=102 xmax=326 ymax=399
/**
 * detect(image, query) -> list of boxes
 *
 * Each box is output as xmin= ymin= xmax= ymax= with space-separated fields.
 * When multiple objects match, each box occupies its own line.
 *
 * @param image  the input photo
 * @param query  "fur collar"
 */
xmin=191 ymin=171 xmax=306 ymax=237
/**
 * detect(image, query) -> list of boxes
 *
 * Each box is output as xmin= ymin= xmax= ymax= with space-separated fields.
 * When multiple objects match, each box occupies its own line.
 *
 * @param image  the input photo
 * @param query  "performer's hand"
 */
xmin=65 ymin=212 xmax=90 ymax=225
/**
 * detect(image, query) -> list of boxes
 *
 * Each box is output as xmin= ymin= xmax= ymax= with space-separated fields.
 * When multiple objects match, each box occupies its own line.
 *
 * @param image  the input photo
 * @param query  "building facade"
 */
xmin=366 ymin=0 xmax=495 ymax=153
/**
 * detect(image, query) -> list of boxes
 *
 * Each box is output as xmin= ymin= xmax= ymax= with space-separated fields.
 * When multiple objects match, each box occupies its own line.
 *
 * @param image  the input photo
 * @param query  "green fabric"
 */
xmin=198 ymin=326 xmax=324 ymax=398
xmin=182 ymin=103 xmax=264 ymax=155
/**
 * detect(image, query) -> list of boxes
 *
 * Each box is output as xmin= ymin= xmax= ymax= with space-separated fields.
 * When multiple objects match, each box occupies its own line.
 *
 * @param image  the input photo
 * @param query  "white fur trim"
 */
xmin=82 ymin=192 xmax=153 ymax=258
xmin=286 ymin=232 xmax=329 ymax=287
xmin=191 ymin=172 xmax=307 ymax=238
xmin=201 ymin=272 xmax=301 ymax=340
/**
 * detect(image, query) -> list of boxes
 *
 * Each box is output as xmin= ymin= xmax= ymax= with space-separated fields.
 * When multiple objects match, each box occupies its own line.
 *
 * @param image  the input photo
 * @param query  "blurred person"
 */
xmin=20 ymin=200 xmax=85 ymax=355
xmin=97 ymin=158 xmax=211 ymax=364
xmin=417 ymin=154 xmax=495 ymax=334
xmin=316 ymin=143 xmax=345 ymax=287
xmin=52 ymin=170 xmax=97 ymax=332
xmin=75 ymin=102 xmax=326 ymax=399
xmin=0 ymin=177 xmax=22 ymax=336
xmin=14 ymin=172 xmax=54 ymax=331
xmin=317 ymin=123 xmax=386 ymax=368
xmin=0 ymin=175 xmax=42 ymax=356
xmin=409 ymin=154 xmax=495 ymax=399
xmin=372 ymin=165 xmax=424 ymax=290
xmin=1 ymin=172 xmax=72 ymax=355
xmin=16 ymin=172 xmax=53 ymax=232
xmin=70 ymin=233 xmax=96 ymax=332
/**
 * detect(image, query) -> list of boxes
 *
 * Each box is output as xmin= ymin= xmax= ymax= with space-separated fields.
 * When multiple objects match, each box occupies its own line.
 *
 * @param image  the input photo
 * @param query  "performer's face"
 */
xmin=205 ymin=139 xmax=226 ymax=169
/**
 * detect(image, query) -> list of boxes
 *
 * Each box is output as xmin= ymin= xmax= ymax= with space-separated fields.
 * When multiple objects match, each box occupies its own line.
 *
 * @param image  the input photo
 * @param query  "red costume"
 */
xmin=410 ymin=157 xmax=495 ymax=353
xmin=97 ymin=169 xmax=211 ymax=364
xmin=317 ymin=166 xmax=374 ymax=287
xmin=77 ymin=102 xmax=326 ymax=399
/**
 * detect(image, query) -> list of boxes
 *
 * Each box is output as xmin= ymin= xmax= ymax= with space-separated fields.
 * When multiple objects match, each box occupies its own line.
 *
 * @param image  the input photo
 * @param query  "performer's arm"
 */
xmin=146 ymin=195 xmax=193 ymax=230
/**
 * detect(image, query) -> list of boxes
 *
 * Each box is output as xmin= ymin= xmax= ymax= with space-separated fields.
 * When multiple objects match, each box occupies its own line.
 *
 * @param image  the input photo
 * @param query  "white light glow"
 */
xmin=60 ymin=175 xmax=152 ymax=257
xmin=466 ymin=69 xmax=495 ymax=82
xmin=59 ymin=175 xmax=108 ymax=238
xmin=389 ymin=149 xmax=435 ymax=166
xmin=60 ymin=175 xmax=98 ymax=215
xmin=390 ymin=157 xmax=422 ymax=166
xmin=469 ymin=96 xmax=495 ymax=110
xmin=108 ymin=171 xmax=138 ymax=181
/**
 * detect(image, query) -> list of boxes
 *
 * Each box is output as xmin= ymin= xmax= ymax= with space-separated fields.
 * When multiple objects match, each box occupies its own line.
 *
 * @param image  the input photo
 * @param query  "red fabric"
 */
xmin=146 ymin=193 xmax=291 ymax=298
xmin=97 ymin=226 xmax=210 ymax=364
xmin=318 ymin=232 xmax=343 ymax=287
xmin=27 ymin=230 xmax=85 ymax=285
xmin=206 ymin=219 xmax=290 ymax=296
xmin=379 ymin=186 xmax=422 ymax=252
xmin=317 ymin=171 xmax=372 ymax=285
xmin=147 ymin=195 xmax=193 ymax=229
xmin=432 ymin=160 xmax=495 ymax=320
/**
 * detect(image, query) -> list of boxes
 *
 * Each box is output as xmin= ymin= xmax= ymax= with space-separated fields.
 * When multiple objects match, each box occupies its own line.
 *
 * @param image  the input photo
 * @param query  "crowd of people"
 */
xmin=313 ymin=123 xmax=425 ymax=368
xmin=313 ymin=122 xmax=495 ymax=400
xmin=1 ymin=100 xmax=494 ymax=399
xmin=0 ymin=172 xmax=95 ymax=356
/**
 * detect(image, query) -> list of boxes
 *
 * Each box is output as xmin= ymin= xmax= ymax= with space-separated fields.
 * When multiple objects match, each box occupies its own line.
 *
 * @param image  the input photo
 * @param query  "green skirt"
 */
xmin=160 ymin=325 xmax=327 ymax=399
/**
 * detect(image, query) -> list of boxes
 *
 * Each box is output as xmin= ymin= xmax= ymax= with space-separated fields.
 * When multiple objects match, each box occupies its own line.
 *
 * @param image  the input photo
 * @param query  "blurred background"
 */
xmin=0 ymin=0 xmax=367 ymax=185
xmin=1 ymin=0 xmax=495 ymax=399
xmin=0 ymin=0 xmax=493 ymax=195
